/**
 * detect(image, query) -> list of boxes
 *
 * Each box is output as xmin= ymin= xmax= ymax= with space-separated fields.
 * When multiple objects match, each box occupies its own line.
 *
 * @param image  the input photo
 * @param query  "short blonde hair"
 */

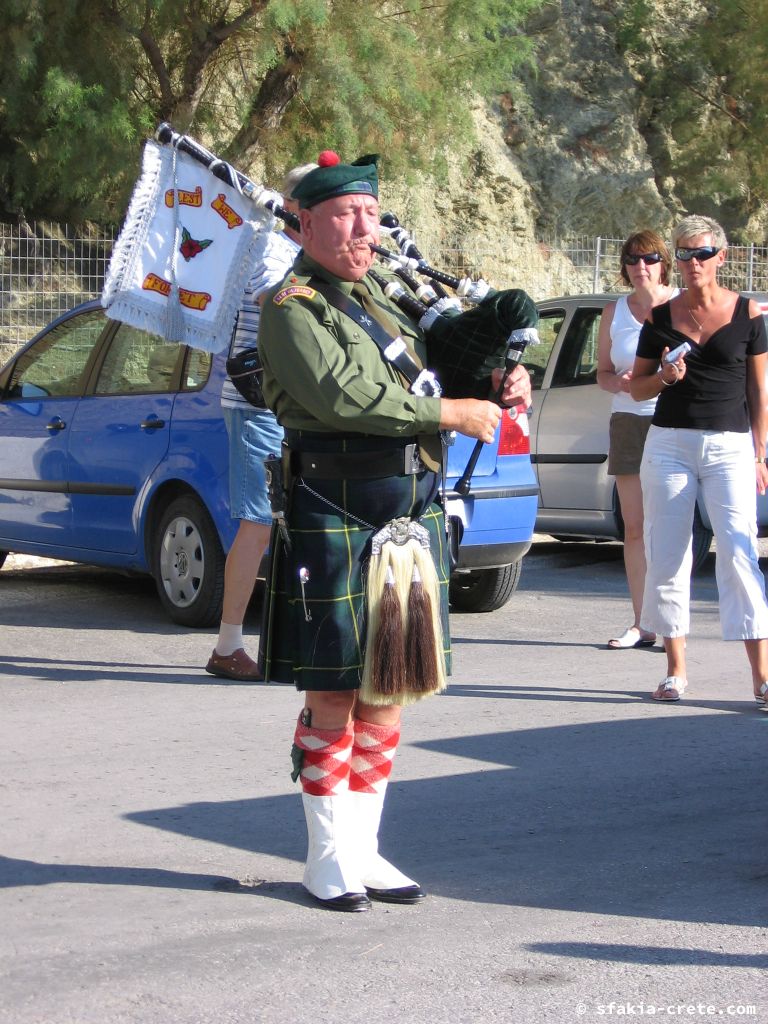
xmin=673 ymin=215 xmax=727 ymax=251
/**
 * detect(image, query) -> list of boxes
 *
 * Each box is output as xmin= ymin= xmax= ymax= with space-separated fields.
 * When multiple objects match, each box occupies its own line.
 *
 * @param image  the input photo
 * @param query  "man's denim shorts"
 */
xmin=223 ymin=405 xmax=284 ymax=524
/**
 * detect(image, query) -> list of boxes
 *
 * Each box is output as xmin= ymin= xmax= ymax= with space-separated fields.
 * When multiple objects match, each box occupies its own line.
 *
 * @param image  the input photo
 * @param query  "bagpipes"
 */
xmin=104 ymin=123 xmax=539 ymax=495
xmin=367 ymin=214 xmax=539 ymax=495
xmin=377 ymin=212 xmax=493 ymax=305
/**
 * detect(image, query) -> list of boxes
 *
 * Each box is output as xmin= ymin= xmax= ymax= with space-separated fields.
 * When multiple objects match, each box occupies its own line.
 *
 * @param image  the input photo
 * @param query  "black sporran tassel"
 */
xmin=372 ymin=566 xmax=407 ymax=695
xmin=406 ymin=564 xmax=439 ymax=693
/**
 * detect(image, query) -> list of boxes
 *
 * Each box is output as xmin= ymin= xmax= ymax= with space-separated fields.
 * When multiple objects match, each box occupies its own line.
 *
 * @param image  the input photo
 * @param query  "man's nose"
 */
xmin=353 ymin=209 xmax=376 ymax=235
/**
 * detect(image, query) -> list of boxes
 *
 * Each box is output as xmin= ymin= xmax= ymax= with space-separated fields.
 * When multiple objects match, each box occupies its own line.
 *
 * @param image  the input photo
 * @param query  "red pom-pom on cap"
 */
xmin=318 ymin=150 xmax=341 ymax=167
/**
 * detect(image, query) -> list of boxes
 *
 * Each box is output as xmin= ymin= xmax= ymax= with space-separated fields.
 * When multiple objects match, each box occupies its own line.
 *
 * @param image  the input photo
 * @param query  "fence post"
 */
xmin=593 ymin=236 xmax=602 ymax=293
xmin=748 ymin=244 xmax=754 ymax=292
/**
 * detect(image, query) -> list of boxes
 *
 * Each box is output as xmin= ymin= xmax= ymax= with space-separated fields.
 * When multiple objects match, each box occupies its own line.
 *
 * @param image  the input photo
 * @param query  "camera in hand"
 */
xmin=664 ymin=341 xmax=691 ymax=364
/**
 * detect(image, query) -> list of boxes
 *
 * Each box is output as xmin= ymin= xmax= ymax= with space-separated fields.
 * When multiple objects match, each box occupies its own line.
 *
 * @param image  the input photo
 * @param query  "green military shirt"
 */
xmin=258 ymin=252 xmax=442 ymax=437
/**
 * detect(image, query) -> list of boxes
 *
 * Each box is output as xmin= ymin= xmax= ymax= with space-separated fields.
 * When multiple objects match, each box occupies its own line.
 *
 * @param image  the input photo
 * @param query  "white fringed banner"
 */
xmin=102 ymin=140 xmax=274 ymax=352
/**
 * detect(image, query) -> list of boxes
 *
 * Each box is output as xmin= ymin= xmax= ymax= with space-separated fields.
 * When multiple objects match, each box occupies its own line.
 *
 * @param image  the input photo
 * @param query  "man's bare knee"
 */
xmin=356 ymin=701 xmax=401 ymax=727
xmin=304 ymin=690 xmax=357 ymax=728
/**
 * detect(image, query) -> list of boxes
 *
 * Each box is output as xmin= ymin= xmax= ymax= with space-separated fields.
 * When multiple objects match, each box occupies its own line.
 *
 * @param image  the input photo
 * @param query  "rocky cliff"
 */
xmin=375 ymin=0 xmax=724 ymax=299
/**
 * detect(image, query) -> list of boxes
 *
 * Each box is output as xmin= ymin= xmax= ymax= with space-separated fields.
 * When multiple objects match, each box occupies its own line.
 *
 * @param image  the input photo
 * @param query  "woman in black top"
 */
xmin=629 ymin=214 xmax=768 ymax=706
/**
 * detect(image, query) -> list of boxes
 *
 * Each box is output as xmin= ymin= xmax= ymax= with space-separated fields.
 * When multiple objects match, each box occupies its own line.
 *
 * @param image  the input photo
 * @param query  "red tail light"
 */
xmin=497 ymin=403 xmax=530 ymax=456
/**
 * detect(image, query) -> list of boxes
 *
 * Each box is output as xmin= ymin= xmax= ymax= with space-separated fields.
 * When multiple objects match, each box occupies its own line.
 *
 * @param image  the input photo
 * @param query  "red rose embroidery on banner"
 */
xmin=180 ymin=226 xmax=213 ymax=261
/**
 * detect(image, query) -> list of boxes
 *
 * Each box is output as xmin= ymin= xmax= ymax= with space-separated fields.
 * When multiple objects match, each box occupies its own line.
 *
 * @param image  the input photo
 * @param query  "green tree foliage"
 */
xmin=0 ymin=0 xmax=541 ymax=224
xmin=617 ymin=0 xmax=768 ymax=239
xmin=1 ymin=0 xmax=152 ymax=223
xmin=700 ymin=0 xmax=768 ymax=234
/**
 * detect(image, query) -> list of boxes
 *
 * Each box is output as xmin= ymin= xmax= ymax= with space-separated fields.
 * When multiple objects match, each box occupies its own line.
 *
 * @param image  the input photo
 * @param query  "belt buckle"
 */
xmin=404 ymin=442 xmax=424 ymax=475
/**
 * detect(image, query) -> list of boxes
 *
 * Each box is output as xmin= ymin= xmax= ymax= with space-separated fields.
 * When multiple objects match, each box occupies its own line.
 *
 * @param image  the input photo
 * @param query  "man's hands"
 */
xmin=439 ymin=398 xmax=502 ymax=444
xmin=492 ymin=363 xmax=532 ymax=408
xmin=439 ymin=366 xmax=532 ymax=444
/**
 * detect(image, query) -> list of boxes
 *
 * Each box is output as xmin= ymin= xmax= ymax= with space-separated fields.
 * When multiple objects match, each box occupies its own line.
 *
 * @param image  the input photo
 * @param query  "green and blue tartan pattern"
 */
xmin=259 ymin=470 xmax=451 ymax=691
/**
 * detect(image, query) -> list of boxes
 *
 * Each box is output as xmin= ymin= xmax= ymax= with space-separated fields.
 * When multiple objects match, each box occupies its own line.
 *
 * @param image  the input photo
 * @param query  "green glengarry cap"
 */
xmin=292 ymin=152 xmax=379 ymax=209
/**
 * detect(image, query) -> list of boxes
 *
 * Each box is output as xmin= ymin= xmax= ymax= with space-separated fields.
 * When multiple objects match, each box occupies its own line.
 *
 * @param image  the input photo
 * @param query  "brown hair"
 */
xmin=619 ymin=230 xmax=672 ymax=286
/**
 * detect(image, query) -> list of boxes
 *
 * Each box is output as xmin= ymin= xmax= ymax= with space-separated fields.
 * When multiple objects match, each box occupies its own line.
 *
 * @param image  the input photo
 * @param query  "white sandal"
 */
xmin=754 ymin=682 xmax=768 ymax=708
xmin=651 ymin=676 xmax=687 ymax=702
xmin=607 ymin=627 xmax=656 ymax=650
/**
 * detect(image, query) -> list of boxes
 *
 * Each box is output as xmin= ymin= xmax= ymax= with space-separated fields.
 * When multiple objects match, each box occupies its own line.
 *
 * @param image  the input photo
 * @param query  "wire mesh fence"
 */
xmin=2 ymin=221 xmax=768 ymax=364
xmin=0 ymin=222 xmax=117 ymax=363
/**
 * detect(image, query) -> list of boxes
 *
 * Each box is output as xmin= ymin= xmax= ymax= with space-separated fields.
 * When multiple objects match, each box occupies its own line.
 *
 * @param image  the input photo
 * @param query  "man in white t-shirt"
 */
xmin=205 ymin=162 xmax=316 ymax=680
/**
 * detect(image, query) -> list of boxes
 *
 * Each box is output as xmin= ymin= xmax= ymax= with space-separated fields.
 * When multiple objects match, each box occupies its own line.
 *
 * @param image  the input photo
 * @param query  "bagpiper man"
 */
xmin=257 ymin=152 xmax=533 ymax=912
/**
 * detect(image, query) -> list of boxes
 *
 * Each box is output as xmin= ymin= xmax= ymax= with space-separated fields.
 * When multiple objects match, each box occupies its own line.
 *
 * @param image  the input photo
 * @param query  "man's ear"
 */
xmin=299 ymin=209 xmax=313 ymax=241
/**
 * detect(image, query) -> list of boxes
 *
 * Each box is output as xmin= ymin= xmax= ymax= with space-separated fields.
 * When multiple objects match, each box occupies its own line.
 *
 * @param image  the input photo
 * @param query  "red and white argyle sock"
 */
xmin=293 ymin=717 xmax=353 ymax=796
xmin=348 ymin=719 xmax=416 ymax=890
xmin=349 ymin=719 xmax=400 ymax=794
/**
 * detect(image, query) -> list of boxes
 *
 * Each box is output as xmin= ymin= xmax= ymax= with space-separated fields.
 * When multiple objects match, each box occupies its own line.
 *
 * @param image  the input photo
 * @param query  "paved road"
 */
xmin=1 ymin=542 xmax=766 ymax=1024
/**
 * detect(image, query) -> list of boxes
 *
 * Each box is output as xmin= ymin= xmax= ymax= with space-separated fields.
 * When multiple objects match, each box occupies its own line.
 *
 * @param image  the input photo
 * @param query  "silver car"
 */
xmin=525 ymin=293 xmax=768 ymax=572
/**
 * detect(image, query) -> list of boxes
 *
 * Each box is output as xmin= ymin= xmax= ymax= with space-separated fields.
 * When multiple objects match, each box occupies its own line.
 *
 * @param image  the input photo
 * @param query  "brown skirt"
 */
xmin=608 ymin=412 xmax=653 ymax=476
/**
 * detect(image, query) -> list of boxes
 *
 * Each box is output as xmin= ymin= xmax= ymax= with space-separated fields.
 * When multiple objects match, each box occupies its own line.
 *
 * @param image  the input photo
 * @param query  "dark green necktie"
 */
xmin=351 ymin=280 xmax=405 ymax=340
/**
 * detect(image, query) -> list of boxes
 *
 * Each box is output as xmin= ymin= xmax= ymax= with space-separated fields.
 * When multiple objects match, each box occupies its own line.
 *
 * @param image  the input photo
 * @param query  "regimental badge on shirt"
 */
xmin=273 ymin=285 xmax=317 ymax=306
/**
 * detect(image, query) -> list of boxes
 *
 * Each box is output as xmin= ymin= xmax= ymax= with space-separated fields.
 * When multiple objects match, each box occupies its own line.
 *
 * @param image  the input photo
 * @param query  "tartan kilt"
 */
xmin=258 ymin=467 xmax=452 ymax=691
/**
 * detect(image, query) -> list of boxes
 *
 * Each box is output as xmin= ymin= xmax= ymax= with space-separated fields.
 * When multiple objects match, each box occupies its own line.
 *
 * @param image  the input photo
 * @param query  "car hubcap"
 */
xmin=160 ymin=515 xmax=204 ymax=608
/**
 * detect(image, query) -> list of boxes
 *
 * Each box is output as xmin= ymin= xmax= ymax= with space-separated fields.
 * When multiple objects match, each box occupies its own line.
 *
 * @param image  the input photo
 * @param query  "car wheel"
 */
xmin=449 ymin=560 xmax=522 ymax=613
xmin=691 ymin=503 xmax=713 ymax=575
xmin=152 ymin=494 xmax=225 ymax=627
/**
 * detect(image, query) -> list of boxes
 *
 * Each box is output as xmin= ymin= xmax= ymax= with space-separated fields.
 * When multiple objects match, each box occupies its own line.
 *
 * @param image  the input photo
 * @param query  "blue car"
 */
xmin=0 ymin=301 xmax=537 ymax=624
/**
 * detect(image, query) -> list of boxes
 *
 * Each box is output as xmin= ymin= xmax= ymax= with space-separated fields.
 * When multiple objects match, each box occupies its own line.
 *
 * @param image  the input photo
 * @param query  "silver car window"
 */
xmin=552 ymin=309 xmax=602 ymax=387
xmin=525 ymin=310 xmax=565 ymax=390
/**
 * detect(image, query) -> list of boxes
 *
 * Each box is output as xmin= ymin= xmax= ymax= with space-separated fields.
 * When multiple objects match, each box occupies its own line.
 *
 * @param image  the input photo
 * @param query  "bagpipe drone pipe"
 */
xmin=368 ymin=211 xmax=539 ymax=400
xmin=369 ymin=214 xmax=540 ymax=494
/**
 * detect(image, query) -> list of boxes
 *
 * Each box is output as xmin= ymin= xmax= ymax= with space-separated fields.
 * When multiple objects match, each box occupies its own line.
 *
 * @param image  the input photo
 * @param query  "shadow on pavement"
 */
xmin=0 ymin=856 xmax=314 ymax=908
xmin=0 ymin=654 xmax=274 ymax=687
xmin=0 ymin=569 xmax=263 ymax=632
xmin=527 ymin=941 xmax=768 ymax=969
xmin=86 ymin=710 xmax=768 ymax=928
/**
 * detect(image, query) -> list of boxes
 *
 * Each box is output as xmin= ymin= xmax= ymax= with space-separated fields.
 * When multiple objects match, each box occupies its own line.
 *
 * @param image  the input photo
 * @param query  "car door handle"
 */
xmin=140 ymin=418 xmax=166 ymax=430
xmin=46 ymin=417 xmax=66 ymax=432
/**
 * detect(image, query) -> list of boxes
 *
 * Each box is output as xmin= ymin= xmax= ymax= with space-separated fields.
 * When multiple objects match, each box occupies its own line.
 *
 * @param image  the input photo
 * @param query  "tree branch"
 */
xmin=222 ymin=35 xmax=306 ymax=162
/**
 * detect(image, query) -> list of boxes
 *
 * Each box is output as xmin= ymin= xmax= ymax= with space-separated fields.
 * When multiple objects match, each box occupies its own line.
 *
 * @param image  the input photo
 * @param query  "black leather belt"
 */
xmin=289 ymin=442 xmax=425 ymax=480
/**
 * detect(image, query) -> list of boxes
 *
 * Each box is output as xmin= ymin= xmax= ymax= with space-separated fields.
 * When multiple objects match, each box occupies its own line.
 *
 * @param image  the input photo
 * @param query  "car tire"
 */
xmin=691 ymin=503 xmax=713 ymax=575
xmin=152 ymin=494 xmax=225 ymax=627
xmin=449 ymin=559 xmax=522 ymax=613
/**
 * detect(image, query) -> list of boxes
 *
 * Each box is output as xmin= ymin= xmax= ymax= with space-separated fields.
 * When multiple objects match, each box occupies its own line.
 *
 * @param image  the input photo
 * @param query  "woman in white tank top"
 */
xmin=596 ymin=230 xmax=679 ymax=649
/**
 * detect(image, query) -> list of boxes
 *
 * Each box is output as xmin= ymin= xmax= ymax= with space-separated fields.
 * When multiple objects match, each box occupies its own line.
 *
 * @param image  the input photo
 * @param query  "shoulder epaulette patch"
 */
xmin=273 ymin=285 xmax=317 ymax=305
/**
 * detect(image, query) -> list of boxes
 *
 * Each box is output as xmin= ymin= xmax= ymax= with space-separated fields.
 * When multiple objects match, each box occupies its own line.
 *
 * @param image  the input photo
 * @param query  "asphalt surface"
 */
xmin=1 ymin=541 xmax=767 ymax=1024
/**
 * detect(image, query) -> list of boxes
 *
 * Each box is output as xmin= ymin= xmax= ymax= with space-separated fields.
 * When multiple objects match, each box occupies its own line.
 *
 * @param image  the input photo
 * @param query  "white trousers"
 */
xmin=640 ymin=426 xmax=768 ymax=640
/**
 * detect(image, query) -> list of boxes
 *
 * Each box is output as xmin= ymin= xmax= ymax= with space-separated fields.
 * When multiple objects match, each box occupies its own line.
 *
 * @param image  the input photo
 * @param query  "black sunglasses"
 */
xmin=675 ymin=246 xmax=721 ymax=262
xmin=624 ymin=252 xmax=663 ymax=266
